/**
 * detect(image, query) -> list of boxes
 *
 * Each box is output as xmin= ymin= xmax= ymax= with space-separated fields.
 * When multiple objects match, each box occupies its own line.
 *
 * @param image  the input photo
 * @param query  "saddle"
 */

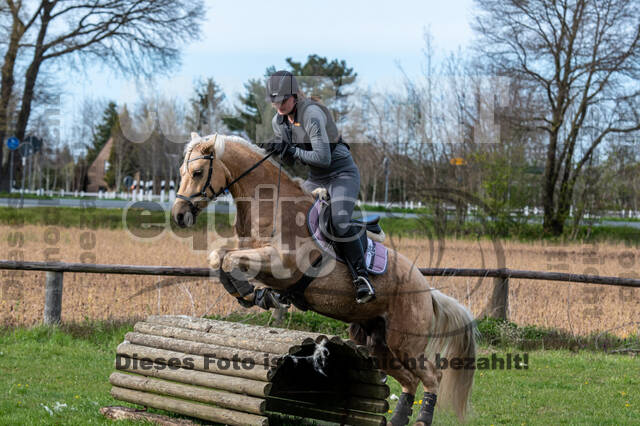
xmin=307 ymin=199 xmax=388 ymax=275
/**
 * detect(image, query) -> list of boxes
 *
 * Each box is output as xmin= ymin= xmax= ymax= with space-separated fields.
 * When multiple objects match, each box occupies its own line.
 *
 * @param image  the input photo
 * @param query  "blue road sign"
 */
xmin=6 ymin=136 xmax=19 ymax=150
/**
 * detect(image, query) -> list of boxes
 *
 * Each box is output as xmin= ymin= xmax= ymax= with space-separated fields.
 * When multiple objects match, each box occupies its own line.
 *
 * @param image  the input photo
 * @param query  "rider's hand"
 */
xmin=260 ymin=137 xmax=280 ymax=153
xmin=279 ymin=141 xmax=296 ymax=165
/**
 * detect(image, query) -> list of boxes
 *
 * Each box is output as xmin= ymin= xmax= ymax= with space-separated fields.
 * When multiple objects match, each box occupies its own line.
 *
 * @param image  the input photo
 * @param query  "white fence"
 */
xmin=8 ymin=187 xmax=234 ymax=205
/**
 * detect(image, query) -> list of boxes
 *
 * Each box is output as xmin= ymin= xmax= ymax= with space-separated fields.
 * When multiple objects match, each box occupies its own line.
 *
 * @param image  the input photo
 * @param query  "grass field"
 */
xmin=0 ymin=318 xmax=638 ymax=425
xmin=2 ymin=223 xmax=639 ymax=337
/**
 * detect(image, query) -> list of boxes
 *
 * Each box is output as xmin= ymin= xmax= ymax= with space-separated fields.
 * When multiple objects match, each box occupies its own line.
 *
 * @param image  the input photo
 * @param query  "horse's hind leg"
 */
xmin=408 ymin=358 xmax=440 ymax=426
xmin=350 ymin=320 xmax=420 ymax=426
xmin=374 ymin=343 xmax=420 ymax=426
xmin=385 ymin=322 xmax=441 ymax=426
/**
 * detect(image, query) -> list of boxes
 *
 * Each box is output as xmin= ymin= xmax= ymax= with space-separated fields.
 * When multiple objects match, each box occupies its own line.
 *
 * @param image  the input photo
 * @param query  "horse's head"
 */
xmin=171 ymin=133 xmax=227 ymax=228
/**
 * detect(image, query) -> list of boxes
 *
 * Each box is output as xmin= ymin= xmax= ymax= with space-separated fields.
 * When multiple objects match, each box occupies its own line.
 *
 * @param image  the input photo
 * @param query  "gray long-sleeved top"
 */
xmin=271 ymin=103 xmax=353 ymax=179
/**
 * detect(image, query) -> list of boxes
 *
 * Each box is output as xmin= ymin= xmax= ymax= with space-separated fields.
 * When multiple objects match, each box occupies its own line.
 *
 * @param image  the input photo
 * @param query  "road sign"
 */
xmin=18 ymin=142 xmax=33 ymax=157
xmin=6 ymin=136 xmax=19 ymax=150
xmin=24 ymin=135 xmax=42 ymax=153
xmin=449 ymin=157 xmax=467 ymax=166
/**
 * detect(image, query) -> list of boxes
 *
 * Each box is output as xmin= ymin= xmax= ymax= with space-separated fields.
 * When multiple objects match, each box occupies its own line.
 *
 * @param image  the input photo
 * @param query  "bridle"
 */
xmin=176 ymin=136 xmax=277 ymax=215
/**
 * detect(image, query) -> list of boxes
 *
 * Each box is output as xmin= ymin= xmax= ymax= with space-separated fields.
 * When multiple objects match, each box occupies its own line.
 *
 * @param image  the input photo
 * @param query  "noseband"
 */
xmin=176 ymin=140 xmax=276 ymax=215
xmin=176 ymin=152 xmax=219 ymax=214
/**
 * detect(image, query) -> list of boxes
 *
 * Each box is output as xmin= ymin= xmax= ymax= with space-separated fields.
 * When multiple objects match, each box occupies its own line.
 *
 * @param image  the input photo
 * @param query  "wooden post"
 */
xmin=488 ymin=276 xmax=509 ymax=320
xmin=44 ymin=271 xmax=63 ymax=324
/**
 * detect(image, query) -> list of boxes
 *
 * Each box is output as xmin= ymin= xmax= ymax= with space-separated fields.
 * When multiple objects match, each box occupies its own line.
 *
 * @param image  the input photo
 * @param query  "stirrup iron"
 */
xmin=354 ymin=276 xmax=376 ymax=304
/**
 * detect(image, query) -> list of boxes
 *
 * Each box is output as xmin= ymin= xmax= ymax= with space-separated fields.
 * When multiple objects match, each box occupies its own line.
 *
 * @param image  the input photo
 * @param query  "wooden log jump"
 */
xmin=108 ymin=315 xmax=389 ymax=426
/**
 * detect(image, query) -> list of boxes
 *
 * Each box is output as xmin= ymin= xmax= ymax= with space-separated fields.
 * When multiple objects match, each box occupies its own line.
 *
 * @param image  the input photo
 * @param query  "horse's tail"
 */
xmin=425 ymin=289 xmax=477 ymax=420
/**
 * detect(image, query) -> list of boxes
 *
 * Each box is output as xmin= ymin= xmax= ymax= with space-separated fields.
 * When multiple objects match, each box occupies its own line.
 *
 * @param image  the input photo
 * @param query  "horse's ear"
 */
xmin=213 ymin=135 xmax=225 ymax=158
xmin=200 ymin=134 xmax=224 ymax=158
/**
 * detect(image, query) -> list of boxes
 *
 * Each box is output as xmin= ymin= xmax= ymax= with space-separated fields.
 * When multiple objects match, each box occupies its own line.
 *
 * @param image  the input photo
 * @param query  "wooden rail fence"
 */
xmin=1 ymin=260 xmax=639 ymax=324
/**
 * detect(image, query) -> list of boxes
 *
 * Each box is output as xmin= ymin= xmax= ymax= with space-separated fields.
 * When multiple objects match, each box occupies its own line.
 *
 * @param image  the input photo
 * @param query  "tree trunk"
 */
xmin=542 ymin=130 xmax=560 ymax=235
xmin=15 ymin=2 xmax=53 ymax=144
xmin=0 ymin=14 xmax=27 ymax=191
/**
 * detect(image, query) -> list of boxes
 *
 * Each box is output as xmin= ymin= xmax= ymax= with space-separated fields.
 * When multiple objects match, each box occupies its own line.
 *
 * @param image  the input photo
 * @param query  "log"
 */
xmin=347 ymin=382 xmax=390 ymax=400
xmin=266 ymin=398 xmax=386 ymax=426
xmin=109 ymin=372 xmax=265 ymax=414
xmin=116 ymin=342 xmax=274 ymax=381
xmin=270 ymin=393 xmax=389 ymax=414
xmin=110 ymin=386 xmax=268 ymax=426
xmin=147 ymin=315 xmax=339 ymax=344
xmin=100 ymin=406 xmax=197 ymax=425
xmin=346 ymin=368 xmax=387 ymax=385
xmin=125 ymin=332 xmax=282 ymax=366
xmin=116 ymin=358 xmax=271 ymax=397
xmin=134 ymin=322 xmax=295 ymax=354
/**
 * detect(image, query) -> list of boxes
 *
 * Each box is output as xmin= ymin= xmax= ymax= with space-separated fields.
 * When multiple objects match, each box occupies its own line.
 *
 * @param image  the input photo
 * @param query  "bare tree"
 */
xmin=0 ymin=0 xmax=205 ymax=190
xmin=473 ymin=0 xmax=640 ymax=235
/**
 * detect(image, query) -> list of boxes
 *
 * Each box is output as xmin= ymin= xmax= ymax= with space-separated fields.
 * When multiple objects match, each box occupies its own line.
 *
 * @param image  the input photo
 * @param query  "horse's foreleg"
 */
xmin=221 ymin=246 xmax=290 ymax=279
xmin=218 ymin=246 xmax=291 ymax=309
xmin=208 ymin=237 xmax=240 ymax=269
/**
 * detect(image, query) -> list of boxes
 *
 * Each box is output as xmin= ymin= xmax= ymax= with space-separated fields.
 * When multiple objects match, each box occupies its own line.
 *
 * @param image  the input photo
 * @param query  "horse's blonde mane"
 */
xmin=183 ymin=132 xmax=310 ymax=194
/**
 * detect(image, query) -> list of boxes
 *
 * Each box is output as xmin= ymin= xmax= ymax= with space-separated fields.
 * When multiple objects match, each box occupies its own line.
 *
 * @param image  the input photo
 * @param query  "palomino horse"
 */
xmin=171 ymin=133 xmax=476 ymax=426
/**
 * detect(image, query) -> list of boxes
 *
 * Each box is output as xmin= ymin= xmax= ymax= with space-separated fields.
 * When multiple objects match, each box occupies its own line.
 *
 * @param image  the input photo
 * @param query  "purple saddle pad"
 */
xmin=307 ymin=199 xmax=388 ymax=275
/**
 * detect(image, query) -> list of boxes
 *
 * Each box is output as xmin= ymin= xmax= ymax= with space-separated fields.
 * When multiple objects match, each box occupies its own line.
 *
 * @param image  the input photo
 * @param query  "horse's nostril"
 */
xmin=183 ymin=211 xmax=194 ymax=227
xmin=177 ymin=212 xmax=184 ymax=224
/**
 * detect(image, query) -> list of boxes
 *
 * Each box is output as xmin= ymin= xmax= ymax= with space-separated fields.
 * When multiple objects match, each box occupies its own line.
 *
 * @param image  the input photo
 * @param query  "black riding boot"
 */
xmin=335 ymin=235 xmax=376 ymax=304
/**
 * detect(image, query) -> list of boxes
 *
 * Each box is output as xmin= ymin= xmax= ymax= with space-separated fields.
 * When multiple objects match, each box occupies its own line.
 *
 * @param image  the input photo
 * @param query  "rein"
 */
xmin=176 ymin=141 xmax=276 ymax=214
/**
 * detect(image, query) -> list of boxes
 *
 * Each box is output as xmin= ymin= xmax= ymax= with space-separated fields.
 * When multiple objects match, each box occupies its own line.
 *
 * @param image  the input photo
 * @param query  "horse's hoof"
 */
xmin=221 ymin=255 xmax=238 ymax=273
xmin=311 ymin=188 xmax=329 ymax=200
xmin=208 ymin=250 xmax=223 ymax=269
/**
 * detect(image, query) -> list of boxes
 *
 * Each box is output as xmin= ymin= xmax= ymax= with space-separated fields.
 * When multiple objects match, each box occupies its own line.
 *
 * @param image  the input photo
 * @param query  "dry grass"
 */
xmin=1 ymin=225 xmax=639 ymax=337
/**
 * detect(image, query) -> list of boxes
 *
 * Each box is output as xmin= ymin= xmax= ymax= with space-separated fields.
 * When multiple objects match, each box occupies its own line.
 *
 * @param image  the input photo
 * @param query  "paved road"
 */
xmin=2 ymin=197 xmax=639 ymax=228
xmin=0 ymin=197 xmax=234 ymax=213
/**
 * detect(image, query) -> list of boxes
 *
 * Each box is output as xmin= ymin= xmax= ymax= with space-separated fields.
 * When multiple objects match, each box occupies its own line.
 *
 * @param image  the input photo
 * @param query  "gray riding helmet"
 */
xmin=265 ymin=70 xmax=298 ymax=103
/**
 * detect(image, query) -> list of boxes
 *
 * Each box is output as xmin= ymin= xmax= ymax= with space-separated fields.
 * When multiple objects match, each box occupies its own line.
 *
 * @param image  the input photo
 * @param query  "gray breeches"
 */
xmin=303 ymin=167 xmax=361 ymax=238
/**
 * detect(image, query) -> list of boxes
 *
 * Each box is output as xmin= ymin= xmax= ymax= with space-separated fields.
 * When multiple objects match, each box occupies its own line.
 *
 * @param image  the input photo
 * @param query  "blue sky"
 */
xmin=62 ymin=0 xmax=475 ymax=134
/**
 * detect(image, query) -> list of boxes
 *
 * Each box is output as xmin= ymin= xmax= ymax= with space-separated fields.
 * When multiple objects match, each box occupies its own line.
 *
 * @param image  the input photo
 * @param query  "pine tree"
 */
xmin=222 ymin=78 xmax=269 ymax=143
xmin=186 ymin=78 xmax=226 ymax=134
xmin=104 ymin=105 xmax=139 ymax=190
xmin=285 ymin=54 xmax=357 ymax=122
xmin=86 ymin=102 xmax=119 ymax=167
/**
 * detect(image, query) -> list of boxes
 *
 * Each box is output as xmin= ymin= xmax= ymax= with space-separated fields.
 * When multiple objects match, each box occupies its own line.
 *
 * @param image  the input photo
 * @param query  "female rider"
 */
xmin=265 ymin=70 xmax=375 ymax=304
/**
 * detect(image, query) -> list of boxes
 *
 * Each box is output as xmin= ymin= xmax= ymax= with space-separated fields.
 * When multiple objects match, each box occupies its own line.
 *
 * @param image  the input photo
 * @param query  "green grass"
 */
xmin=1 ymin=315 xmax=638 ymax=425
xmin=599 ymin=216 xmax=640 ymax=223
xmin=209 ymin=310 xmax=350 ymax=337
xmin=2 ymin=204 xmax=640 ymax=245
xmin=0 ymin=321 xmax=140 ymax=425
xmin=386 ymin=348 xmax=640 ymax=425
xmin=378 ymin=214 xmax=640 ymax=245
